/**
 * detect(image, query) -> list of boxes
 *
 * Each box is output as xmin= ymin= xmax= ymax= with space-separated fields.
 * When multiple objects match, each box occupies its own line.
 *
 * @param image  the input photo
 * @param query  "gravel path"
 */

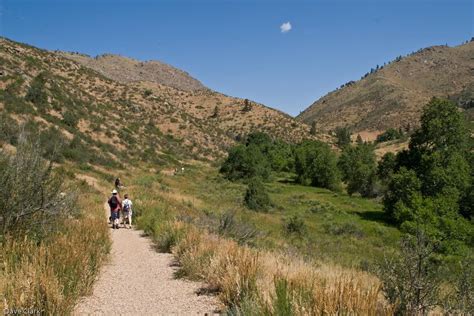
xmin=74 ymin=207 xmax=219 ymax=315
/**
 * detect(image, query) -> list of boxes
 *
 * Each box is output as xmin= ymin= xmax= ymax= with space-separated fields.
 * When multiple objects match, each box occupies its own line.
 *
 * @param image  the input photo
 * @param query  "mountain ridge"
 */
xmin=60 ymin=51 xmax=207 ymax=92
xmin=298 ymin=41 xmax=474 ymax=134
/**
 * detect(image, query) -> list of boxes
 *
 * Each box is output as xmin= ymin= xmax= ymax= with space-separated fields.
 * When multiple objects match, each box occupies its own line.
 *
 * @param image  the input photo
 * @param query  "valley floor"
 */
xmin=74 ymin=205 xmax=218 ymax=315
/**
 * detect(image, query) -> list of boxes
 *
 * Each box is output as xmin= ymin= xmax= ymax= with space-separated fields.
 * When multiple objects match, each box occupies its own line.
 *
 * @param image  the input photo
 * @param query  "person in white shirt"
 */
xmin=122 ymin=194 xmax=133 ymax=229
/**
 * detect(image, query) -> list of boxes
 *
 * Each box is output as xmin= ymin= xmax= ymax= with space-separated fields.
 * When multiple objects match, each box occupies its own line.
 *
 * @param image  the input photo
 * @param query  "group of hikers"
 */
xmin=107 ymin=177 xmax=133 ymax=229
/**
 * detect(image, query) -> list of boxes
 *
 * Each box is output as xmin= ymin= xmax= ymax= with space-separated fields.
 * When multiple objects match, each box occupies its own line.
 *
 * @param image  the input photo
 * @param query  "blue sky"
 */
xmin=1 ymin=0 xmax=472 ymax=116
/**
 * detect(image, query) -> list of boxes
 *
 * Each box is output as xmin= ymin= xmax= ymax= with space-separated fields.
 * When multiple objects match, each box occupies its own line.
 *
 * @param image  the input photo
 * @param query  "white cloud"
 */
xmin=280 ymin=21 xmax=292 ymax=33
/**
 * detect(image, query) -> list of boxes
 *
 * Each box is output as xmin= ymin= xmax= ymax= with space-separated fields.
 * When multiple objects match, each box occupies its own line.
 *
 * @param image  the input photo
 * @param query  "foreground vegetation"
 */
xmin=0 ymin=135 xmax=110 ymax=314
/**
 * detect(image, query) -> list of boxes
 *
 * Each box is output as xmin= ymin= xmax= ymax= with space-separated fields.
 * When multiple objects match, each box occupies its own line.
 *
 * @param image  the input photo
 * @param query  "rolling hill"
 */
xmin=298 ymin=41 xmax=474 ymax=135
xmin=0 ymin=37 xmax=317 ymax=167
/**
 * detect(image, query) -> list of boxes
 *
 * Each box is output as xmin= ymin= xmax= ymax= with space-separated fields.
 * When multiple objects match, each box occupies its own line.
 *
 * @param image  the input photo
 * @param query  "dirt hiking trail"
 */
xmin=74 ymin=203 xmax=218 ymax=315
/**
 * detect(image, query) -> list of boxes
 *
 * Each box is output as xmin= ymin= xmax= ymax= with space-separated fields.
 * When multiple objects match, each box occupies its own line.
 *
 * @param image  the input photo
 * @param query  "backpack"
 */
xmin=123 ymin=200 xmax=131 ymax=212
xmin=108 ymin=196 xmax=119 ymax=209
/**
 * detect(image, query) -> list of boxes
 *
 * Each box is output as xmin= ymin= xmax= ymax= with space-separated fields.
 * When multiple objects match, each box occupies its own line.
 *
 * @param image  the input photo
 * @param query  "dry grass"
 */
xmin=1 ymin=192 xmax=110 ymax=314
xmin=164 ymin=219 xmax=392 ymax=314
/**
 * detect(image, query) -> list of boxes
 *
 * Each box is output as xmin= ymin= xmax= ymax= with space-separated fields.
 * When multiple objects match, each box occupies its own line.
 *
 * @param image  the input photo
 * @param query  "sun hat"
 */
xmin=112 ymin=189 xmax=118 ymax=194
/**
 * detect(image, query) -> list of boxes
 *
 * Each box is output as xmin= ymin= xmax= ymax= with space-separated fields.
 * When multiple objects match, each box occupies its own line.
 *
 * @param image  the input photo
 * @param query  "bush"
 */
xmin=244 ymin=178 xmax=271 ymax=211
xmin=284 ymin=215 xmax=306 ymax=236
xmin=0 ymin=133 xmax=76 ymax=238
xmin=1 ymin=79 xmax=35 ymax=115
xmin=3 ymin=184 xmax=109 ymax=315
xmin=143 ymin=89 xmax=153 ymax=97
xmin=294 ymin=141 xmax=340 ymax=191
xmin=323 ymin=222 xmax=365 ymax=238
xmin=25 ymin=72 xmax=48 ymax=107
xmin=0 ymin=113 xmax=19 ymax=145
xmin=62 ymin=110 xmax=78 ymax=128
xmin=375 ymin=128 xmax=403 ymax=143
xmin=39 ymin=126 xmax=67 ymax=162
xmin=217 ymin=210 xmax=258 ymax=244
xmin=377 ymin=230 xmax=443 ymax=315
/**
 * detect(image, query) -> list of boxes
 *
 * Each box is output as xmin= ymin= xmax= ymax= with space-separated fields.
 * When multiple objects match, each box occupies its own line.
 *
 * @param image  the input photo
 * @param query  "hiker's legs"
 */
xmin=111 ymin=211 xmax=120 ymax=229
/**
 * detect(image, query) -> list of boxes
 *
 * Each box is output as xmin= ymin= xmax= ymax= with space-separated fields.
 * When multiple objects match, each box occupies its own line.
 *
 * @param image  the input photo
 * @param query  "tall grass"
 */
xmin=157 ymin=219 xmax=392 ymax=314
xmin=1 ymin=190 xmax=110 ymax=314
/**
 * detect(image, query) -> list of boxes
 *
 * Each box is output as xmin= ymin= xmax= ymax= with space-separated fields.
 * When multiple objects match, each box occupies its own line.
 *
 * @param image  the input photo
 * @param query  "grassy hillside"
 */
xmin=139 ymin=164 xmax=401 ymax=267
xmin=298 ymin=41 xmax=474 ymax=134
xmin=0 ymin=37 xmax=318 ymax=165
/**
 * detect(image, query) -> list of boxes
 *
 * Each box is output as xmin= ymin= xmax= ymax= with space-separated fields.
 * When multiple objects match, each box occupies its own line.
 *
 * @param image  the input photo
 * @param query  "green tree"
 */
xmin=377 ymin=152 xmax=397 ymax=183
xmin=310 ymin=121 xmax=317 ymax=136
xmin=383 ymin=168 xmax=423 ymax=224
xmin=220 ymin=144 xmax=270 ymax=181
xmin=242 ymin=99 xmax=252 ymax=112
xmin=410 ymin=98 xmax=468 ymax=155
xmin=334 ymin=127 xmax=351 ymax=148
xmin=211 ymin=105 xmax=219 ymax=118
xmin=244 ymin=178 xmax=271 ymax=211
xmin=268 ymin=140 xmax=294 ymax=172
xmin=383 ymin=98 xmax=473 ymax=253
xmin=294 ymin=141 xmax=340 ymax=191
xmin=338 ymin=143 xmax=377 ymax=197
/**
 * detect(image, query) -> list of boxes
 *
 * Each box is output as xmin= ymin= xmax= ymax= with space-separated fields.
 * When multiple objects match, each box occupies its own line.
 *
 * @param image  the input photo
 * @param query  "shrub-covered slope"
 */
xmin=0 ymin=37 xmax=316 ymax=166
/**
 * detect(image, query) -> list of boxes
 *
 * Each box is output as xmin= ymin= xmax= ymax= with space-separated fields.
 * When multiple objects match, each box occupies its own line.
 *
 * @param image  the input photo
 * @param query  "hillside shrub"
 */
xmin=0 ymin=113 xmax=19 ymax=145
xmin=39 ymin=126 xmax=67 ymax=162
xmin=62 ymin=110 xmax=78 ymax=128
xmin=310 ymin=121 xmax=317 ymax=136
xmin=1 ymin=78 xmax=35 ymax=115
xmin=25 ymin=72 xmax=48 ymax=108
xmin=323 ymin=222 xmax=365 ymax=238
xmin=284 ymin=215 xmax=306 ymax=236
xmin=294 ymin=140 xmax=340 ymax=191
xmin=244 ymin=178 xmax=271 ymax=211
